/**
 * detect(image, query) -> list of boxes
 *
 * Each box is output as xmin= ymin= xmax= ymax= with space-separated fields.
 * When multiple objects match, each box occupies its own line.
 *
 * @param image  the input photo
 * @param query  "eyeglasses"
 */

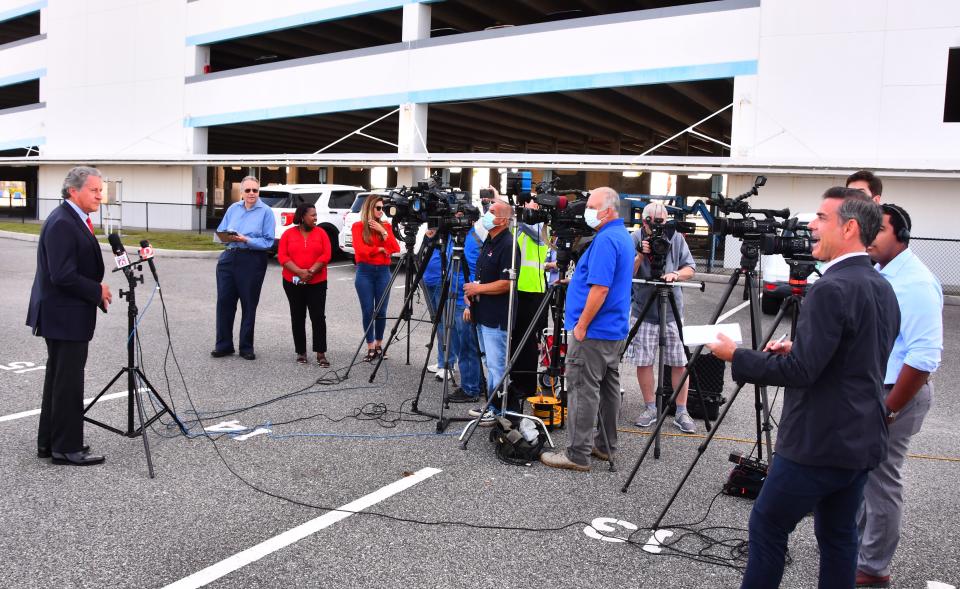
xmin=374 ymin=205 xmax=384 ymax=211
xmin=243 ymin=188 xmax=259 ymax=194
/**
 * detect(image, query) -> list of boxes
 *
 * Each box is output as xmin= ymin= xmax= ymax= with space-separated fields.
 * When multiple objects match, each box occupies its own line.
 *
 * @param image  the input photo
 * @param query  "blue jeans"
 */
xmin=741 ymin=455 xmax=869 ymax=589
xmin=427 ymin=283 xmax=454 ymax=366
xmin=430 ymin=283 xmax=482 ymax=397
xmin=355 ymin=263 xmax=391 ymax=343
xmin=455 ymin=310 xmax=482 ymax=396
xmin=477 ymin=324 xmax=507 ymax=400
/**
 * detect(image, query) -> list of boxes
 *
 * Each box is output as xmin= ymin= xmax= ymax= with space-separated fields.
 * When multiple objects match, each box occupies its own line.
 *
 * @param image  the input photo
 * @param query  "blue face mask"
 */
xmin=481 ymin=211 xmax=497 ymax=231
xmin=584 ymin=208 xmax=604 ymax=229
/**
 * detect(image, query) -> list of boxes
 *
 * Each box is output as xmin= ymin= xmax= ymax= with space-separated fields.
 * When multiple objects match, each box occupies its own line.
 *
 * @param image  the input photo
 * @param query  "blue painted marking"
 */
xmin=186 ymin=0 xmax=442 ymax=46
xmin=185 ymin=60 xmax=757 ymax=127
xmin=0 ymin=0 xmax=46 ymax=25
xmin=0 ymin=136 xmax=44 ymax=151
xmin=0 ymin=68 xmax=46 ymax=88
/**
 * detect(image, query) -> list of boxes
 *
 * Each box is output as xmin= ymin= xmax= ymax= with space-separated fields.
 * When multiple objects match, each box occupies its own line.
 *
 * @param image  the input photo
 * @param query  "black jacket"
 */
xmin=26 ymin=201 xmax=105 ymax=341
xmin=731 ymin=255 xmax=900 ymax=470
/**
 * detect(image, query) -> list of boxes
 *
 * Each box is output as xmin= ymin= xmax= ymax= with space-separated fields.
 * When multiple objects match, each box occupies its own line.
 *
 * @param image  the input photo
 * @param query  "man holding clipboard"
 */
xmin=212 ymin=176 xmax=275 ymax=360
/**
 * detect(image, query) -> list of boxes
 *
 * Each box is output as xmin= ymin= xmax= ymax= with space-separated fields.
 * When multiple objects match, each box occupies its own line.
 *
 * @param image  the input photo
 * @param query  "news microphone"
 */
xmin=139 ymin=239 xmax=160 ymax=284
xmin=108 ymin=233 xmax=131 ymax=272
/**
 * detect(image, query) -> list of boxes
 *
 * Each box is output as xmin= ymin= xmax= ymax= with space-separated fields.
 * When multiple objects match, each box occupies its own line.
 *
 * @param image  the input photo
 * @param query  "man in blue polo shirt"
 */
xmin=541 ymin=187 xmax=635 ymax=472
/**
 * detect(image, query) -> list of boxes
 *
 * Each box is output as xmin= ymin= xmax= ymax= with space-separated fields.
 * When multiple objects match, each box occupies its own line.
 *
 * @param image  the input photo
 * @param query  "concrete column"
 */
xmin=397 ymin=2 xmax=431 ymax=186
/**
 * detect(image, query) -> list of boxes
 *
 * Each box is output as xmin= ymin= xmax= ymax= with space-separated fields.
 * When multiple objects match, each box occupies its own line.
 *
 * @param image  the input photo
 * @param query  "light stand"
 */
xmin=82 ymin=260 xmax=186 ymax=478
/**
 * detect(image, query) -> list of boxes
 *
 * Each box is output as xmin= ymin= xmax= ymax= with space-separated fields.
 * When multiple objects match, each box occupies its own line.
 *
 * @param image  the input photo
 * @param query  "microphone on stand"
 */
xmin=108 ymin=233 xmax=132 ymax=274
xmin=138 ymin=239 xmax=160 ymax=285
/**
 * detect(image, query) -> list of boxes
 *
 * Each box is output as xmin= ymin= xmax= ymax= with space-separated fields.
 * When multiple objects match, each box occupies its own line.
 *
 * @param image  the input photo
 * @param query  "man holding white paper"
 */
xmin=707 ymin=188 xmax=899 ymax=589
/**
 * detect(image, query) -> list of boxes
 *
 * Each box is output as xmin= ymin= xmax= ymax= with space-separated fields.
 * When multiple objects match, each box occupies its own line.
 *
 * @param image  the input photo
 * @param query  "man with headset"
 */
xmin=856 ymin=203 xmax=943 ymax=588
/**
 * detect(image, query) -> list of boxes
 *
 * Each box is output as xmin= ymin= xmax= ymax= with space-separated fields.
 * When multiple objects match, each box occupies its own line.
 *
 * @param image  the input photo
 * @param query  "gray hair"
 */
xmin=594 ymin=186 xmax=620 ymax=212
xmin=61 ymin=166 xmax=102 ymax=199
xmin=823 ymin=186 xmax=882 ymax=247
xmin=642 ymin=200 xmax=668 ymax=220
xmin=239 ymin=175 xmax=260 ymax=186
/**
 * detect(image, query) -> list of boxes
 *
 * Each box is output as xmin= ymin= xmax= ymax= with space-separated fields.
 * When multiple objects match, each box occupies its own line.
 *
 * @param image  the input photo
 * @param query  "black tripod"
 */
xmin=622 ymin=238 xmax=777 ymax=500
xmin=408 ymin=228 xmax=478 ymax=432
xmin=82 ymin=262 xmax=186 ymax=478
xmin=619 ymin=275 xmax=706 ymax=460
xmin=344 ymin=221 xmax=430 ymax=378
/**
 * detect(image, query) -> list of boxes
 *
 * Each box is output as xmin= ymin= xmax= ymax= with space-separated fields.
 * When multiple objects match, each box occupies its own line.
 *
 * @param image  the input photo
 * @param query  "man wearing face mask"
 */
xmin=627 ymin=201 xmax=698 ymax=433
xmin=541 ymin=187 xmax=634 ymax=471
xmin=464 ymin=201 xmax=520 ymax=422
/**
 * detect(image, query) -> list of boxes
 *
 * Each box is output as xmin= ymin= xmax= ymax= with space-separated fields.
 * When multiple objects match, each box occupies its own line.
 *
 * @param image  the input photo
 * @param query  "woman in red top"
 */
xmin=277 ymin=203 xmax=332 ymax=366
xmin=352 ymin=195 xmax=400 ymax=360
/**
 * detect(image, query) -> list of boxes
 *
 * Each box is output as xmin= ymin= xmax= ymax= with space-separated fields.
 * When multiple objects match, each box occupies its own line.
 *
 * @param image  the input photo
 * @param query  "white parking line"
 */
xmin=0 ymin=390 xmax=138 ymax=424
xmin=162 ymin=467 xmax=442 ymax=589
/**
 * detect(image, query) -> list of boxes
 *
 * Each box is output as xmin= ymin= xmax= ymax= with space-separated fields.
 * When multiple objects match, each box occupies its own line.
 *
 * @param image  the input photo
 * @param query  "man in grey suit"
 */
xmin=27 ymin=166 xmax=112 ymax=466
xmin=708 ymin=187 xmax=900 ymax=588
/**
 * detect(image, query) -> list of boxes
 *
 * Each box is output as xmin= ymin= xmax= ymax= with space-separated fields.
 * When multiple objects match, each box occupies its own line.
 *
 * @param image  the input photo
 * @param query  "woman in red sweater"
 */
xmin=352 ymin=195 xmax=400 ymax=360
xmin=277 ymin=203 xmax=332 ymax=366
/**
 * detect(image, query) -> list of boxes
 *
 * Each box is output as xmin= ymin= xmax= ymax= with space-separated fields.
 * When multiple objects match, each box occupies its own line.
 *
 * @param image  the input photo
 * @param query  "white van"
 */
xmin=258 ymin=184 xmax=364 ymax=256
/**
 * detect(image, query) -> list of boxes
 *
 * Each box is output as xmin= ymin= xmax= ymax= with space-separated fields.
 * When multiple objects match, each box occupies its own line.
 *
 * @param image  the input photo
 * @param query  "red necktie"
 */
xmin=86 ymin=217 xmax=95 ymax=235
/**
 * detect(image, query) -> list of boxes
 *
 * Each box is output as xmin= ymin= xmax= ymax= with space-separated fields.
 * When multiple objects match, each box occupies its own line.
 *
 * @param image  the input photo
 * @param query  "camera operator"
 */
xmin=464 ymin=201 xmax=519 ymax=422
xmin=707 ymin=188 xmax=899 ymax=588
xmin=540 ymin=187 xmax=634 ymax=472
xmin=856 ymin=204 xmax=942 ymax=588
xmin=626 ymin=201 xmax=697 ymax=433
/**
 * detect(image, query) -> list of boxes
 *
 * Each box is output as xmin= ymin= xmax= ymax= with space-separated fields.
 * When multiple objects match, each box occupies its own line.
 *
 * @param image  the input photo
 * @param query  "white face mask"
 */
xmin=584 ymin=207 xmax=604 ymax=229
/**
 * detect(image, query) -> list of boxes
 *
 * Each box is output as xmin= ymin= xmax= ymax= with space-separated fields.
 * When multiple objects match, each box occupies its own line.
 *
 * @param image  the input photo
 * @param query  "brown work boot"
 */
xmin=541 ymin=451 xmax=590 ymax=472
xmin=591 ymin=447 xmax=610 ymax=461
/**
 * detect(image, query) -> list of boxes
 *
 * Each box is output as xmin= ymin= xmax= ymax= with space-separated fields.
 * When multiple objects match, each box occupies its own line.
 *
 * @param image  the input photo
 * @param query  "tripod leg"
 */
xmin=131 ymin=377 xmax=155 ymax=478
xmin=345 ymin=251 xmax=410 ymax=379
xmin=745 ymin=270 xmax=775 ymax=459
xmin=622 ymin=269 xmax=746 ymax=493
xmin=663 ymin=292 xmax=710 ymax=431
xmin=653 ymin=289 xmax=670 ymax=460
xmin=460 ymin=283 xmax=556 ymax=448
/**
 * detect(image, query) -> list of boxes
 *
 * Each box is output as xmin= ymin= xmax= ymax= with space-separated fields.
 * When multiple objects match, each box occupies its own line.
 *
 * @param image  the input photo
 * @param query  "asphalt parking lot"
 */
xmin=1 ymin=235 xmax=958 ymax=589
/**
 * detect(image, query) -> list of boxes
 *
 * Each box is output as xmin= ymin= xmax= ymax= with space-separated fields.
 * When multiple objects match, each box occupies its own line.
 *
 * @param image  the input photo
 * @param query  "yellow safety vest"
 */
xmin=516 ymin=229 xmax=548 ymax=293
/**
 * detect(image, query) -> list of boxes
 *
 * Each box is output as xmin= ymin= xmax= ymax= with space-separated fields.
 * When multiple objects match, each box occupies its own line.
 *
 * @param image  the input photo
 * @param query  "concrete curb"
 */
xmin=0 ymin=229 xmax=222 ymax=259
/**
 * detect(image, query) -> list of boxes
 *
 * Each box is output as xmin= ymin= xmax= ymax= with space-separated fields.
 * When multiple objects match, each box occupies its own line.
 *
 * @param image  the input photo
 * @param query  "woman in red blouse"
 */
xmin=277 ymin=203 xmax=332 ymax=366
xmin=352 ymin=195 xmax=400 ymax=360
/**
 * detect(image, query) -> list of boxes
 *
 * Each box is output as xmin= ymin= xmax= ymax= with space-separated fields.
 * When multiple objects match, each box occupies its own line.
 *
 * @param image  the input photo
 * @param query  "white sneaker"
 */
xmin=435 ymin=368 xmax=455 ymax=381
xmin=427 ymin=363 xmax=439 ymax=374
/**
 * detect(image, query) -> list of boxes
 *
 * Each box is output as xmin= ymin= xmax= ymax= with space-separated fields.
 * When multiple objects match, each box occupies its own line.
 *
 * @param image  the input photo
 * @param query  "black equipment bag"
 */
xmin=489 ymin=416 xmax=546 ymax=466
xmin=723 ymin=455 xmax=768 ymax=500
xmin=664 ymin=353 xmax=727 ymax=421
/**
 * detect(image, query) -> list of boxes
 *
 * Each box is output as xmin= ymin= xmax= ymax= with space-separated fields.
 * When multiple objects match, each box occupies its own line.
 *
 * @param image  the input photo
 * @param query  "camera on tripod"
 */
xmin=505 ymin=174 xmax=594 ymax=238
xmin=640 ymin=215 xmax=696 ymax=279
xmin=383 ymin=173 xmax=480 ymax=233
xmin=761 ymin=216 xmax=815 ymax=261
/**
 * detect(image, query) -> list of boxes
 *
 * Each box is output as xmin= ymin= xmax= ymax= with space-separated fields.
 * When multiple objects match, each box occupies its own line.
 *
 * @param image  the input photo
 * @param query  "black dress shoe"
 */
xmin=38 ymin=444 xmax=89 ymax=458
xmin=51 ymin=451 xmax=105 ymax=466
xmin=239 ymin=351 xmax=256 ymax=360
xmin=211 ymin=349 xmax=235 ymax=358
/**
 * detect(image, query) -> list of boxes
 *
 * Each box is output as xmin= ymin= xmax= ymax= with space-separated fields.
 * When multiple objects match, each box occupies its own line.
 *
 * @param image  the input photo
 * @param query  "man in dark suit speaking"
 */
xmin=708 ymin=188 xmax=900 ymax=588
xmin=26 ymin=166 xmax=113 ymax=466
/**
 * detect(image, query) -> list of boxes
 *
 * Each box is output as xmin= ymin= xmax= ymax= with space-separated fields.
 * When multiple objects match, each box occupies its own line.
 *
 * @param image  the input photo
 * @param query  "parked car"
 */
xmin=760 ymin=212 xmax=819 ymax=315
xmin=258 ymin=184 xmax=363 ymax=257
xmin=339 ymin=191 xmax=426 ymax=262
